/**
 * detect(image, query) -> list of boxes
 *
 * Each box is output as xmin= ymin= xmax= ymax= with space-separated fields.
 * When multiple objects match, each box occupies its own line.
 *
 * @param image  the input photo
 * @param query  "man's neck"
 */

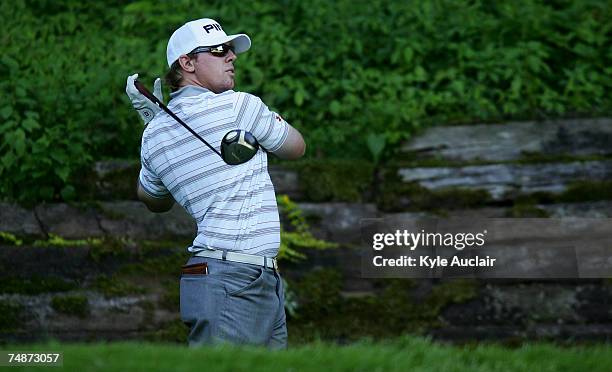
xmin=179 ymin=77 xmax=209 ymax=90
xmin=170 ymin=85 xmax=211 ymax=100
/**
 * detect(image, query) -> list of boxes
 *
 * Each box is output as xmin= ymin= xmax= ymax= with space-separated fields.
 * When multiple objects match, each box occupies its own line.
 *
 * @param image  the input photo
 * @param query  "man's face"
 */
xmin=192 ymin=44 xmax=237 ymax=93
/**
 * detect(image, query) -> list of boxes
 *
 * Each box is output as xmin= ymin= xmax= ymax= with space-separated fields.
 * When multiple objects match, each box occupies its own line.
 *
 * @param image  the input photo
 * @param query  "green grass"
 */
xmin=4 ymin=337 xmax=611 ymax=372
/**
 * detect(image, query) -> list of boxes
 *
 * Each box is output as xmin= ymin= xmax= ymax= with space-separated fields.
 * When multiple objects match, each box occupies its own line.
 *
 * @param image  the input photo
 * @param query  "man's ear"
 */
xmin=178 ymin=55 xmax=196 ymax=73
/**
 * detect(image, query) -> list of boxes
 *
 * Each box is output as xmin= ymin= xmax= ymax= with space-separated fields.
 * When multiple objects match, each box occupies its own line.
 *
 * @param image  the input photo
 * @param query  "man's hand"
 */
xmin=125 ymin=73 xmax=164 ymax=126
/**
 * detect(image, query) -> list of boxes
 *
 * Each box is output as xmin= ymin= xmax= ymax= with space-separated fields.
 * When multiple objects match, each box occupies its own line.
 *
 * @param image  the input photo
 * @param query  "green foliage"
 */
xmin=88 ymin=237 xmax=132 ymax=262
xmin=559 ymin=181 xmax=612 ymax=202
xmin=282 ymin=277 xmax=299 ymax=318
xmin=366 ymin=134 xmax=387 ymax=165
xmin=144 ymin=319 xmax=189 ymax=343
xmin=277 ymin=194 xmax=337 ymax=262
xmin=0 ymin=231 xmax=23 ymax=246
xmin=421 ymin=279 xmax=479 ymax=319
xmin=33 ymin=234 xmax=102 ymax=248
xmin=51 ymin=294 xmax=90 ymax=318
xmin=507 ymin=198 xmax=551 ymax=218
xmin=378 ymin=174 xmax=491 ymax=212
xmin=0 ymin=276 xmax=77 ymax=295
xmin=509 ymin=181 xmax=612 ymax=206
xmin=2 ymin=0 xmax=610 ymax=202
xmin=290 ymin=270 xmax=479 ymax=342
xmin=292 ymin=269 xmax=344 ymax=319
xmin=159 ymin=280 xmax=180 ymax=311
xmin=90 ymin=275 xmax=147 ymax=298
xmin=119 ymin=251 xmax=188 ymax=276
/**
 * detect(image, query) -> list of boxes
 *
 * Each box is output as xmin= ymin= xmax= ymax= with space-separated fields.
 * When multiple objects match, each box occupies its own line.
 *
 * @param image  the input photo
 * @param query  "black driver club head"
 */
xmin=221 ymin=130 xmax=260 ymax=165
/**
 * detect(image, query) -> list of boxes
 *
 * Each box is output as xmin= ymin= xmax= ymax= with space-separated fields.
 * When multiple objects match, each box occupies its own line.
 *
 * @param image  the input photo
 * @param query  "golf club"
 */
xmin=134 ymin=79 xmax=259 ymax=165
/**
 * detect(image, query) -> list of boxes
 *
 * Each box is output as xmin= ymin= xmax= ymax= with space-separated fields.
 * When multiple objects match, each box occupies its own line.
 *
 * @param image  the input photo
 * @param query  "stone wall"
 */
xmin=1 ymin=117 xmax=612 ymax=344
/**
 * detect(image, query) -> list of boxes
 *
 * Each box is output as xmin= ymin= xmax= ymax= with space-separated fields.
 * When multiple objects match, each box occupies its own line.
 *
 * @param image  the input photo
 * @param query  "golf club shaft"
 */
xmin=134 ymin=80 xmax=222 ymax=158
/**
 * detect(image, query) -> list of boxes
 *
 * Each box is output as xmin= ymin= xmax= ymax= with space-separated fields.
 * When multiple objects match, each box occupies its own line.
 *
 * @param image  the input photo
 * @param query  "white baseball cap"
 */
xmin=166 ymin=18 xmax=251 ymax=67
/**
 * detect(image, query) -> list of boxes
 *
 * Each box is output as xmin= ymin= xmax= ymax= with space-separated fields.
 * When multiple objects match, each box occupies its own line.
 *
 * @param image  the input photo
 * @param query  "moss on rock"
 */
xmin=506 ymin=197 xmax=551 ymax=217
xmin=143 ymin=319 xmax=189 ymax=343
xmin=89 ymin=275 xmax=147 ymax=298
xmin=0 ymin=300 xmax=24 ymax=332
xmin=559 ymin=181 xmax=612 ymax=203
xmin=289 ymin=269 xmax=479 ymax=344
xmin=33 ymin=234 xmax=102 ymax=248
xmin=291 ymin=159 xmax=374 ymax=202
xmin=119 ymin=251 xmax=189 ymax=277
xmin=0 ymin=276 xmax=78 ymax=295
xmin=422 ymin=279 xmax=479 ymax=319
xmin=377 ymin=169 xmax=491 ymax=212
xmin=88 ymin=237 xmax=132 ymax=263
xmin=0 ymin=232 xmax=23 ymax=246
xmin=51 ymin=295 xmax=90 ymax=318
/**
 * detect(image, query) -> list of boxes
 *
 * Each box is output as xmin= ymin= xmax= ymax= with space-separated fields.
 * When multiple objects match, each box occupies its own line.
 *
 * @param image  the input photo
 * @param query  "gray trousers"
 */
xmin=179 ymin=256 xmax=287 ymax=349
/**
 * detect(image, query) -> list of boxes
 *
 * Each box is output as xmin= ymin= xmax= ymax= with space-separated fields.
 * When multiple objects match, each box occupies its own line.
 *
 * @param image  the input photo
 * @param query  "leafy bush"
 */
xmin=277 ymin=194 xmax=337 ymax=262
xmin=1 ymin=0 xmax=610 ymax=202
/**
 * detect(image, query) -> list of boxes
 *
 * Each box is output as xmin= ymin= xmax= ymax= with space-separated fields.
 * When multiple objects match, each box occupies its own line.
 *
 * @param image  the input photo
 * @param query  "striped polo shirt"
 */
xmin=138 ymin=85 xmax=289 ymax=257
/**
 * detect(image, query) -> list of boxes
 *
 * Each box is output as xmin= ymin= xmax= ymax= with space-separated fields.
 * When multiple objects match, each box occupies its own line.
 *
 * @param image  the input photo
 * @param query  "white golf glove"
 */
xmin=125 ymin=73 xmax=163 ymax=126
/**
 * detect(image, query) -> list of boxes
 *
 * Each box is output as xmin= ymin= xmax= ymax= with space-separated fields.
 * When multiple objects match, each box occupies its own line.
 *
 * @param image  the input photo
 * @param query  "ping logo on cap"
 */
xmin=203 ymin=23 xmax=223 ymax=33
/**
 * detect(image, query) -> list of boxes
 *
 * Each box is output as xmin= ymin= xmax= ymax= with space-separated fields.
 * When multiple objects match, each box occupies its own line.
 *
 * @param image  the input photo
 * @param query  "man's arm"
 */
xmin=238 ymin=93 xmax=305 ymax=160
xmin=136 ymin=180 xmax=175 ymax=213
xmin=270 ymin=124 xmax=306 ymax=160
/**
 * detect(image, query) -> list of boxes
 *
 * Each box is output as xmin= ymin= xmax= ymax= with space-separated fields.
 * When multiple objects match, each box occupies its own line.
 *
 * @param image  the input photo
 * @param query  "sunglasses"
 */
xmin=189 ymin=44 xmax=235 ymax=57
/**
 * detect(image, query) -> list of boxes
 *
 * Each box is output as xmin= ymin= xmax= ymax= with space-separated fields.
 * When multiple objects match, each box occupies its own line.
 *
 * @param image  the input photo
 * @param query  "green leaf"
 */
xmin=366 ymin=133 xmax=386 ymax=164
xmin=0 ymin=55 xmax=18 ymax=72
xmin=0 ymin=106 xmax=12 ymax=120
xmin=38 ymin=186 xmax=54 ymax=200
xmin=414 ymin=66 xmax=427 ymax=82
xmin=329 ymin=101 xmax=342 ymax=116
xmin=56 ymin=167 xmax=70 ymax=182
xmin=403 ymin=47 xmax=414 ymax=64
xmin=14 ymin=139 xmax=25 ymax=157
xmin=1 ymin=152 xmax=15 ymax=169
xmin=22 ymin=117 xmax=40 ymax=132
xmin=60 ymin=185 xmax=76 ymax=201
xmin=294 ymin=89 xmax=305 ymax=106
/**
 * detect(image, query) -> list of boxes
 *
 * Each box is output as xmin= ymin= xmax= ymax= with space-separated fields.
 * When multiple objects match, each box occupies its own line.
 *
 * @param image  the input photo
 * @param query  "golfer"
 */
xmin=125 ymin=18 xmax=305 ymax=349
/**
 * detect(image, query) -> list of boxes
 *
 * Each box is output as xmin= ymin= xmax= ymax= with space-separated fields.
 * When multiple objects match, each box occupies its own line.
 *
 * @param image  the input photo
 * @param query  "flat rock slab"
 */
xmin=297 ymin=203 xmax=379 ymax=244
xmin=541 ymin=201 xmax=612 ymax=218
xmin=93 ymin=160 xmax=140 ymax=200
xmin=34 ymin=203 xmax=104 ymax=239
xmin=399 ymin=160 xmax=612 ymax=200
xmin=0 ymin=292 xmax=177 ymax=343
xmin=269 ymin=166 xmax=301 ymax=199
xmin=440 ymin=283 xmax=612 ymax=333
xmin=0 ymin=245 xmax=96 ymax=279
xmin=1 ymin=202 xmax=197 ymax=241
xmin=97 ymin=201 xmax=196 ymax=240
xmin=0 ymin=203 xmax=44 ymax=237
xmin=403 ymin=118 xmax=612 ymax=162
